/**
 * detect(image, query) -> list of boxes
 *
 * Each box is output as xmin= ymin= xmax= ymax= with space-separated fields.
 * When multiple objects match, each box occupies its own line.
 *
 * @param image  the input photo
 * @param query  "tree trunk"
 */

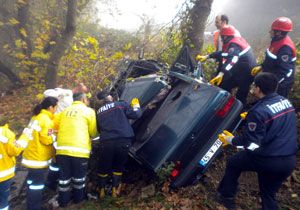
xmin=0 ymin=61 xmax=22 ymax=86
xmin=45 ymin=0 xmax=77 ymax=89
xmin=183 ymin=0 xmax=213 ymax=60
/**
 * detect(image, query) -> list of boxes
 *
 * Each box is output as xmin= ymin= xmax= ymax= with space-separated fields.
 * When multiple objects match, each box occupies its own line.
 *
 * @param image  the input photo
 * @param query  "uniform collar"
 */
xmin=261 ymin=93 xmax=278 ymax=100
xmin=41 ymin=109 xmax=54 ymax=119
xmin=72 ymin=101 xmax=86 ymax=106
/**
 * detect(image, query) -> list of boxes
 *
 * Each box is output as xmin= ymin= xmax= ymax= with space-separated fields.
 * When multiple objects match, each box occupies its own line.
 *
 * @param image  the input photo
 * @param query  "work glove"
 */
xmin=130 ymin=98 xmax=140 ymax=110
xmin=240 ymin=112 xmax=248 ymax=120
xmin=209 ymin=72 xmax=224 ymax=86
xmin=251 ymin=66 xmax=262 ymax=76
xmin=196 ymin=55 xmax=208 ymax=62
xmin=218 ymin=130 xmax=234 ymax=146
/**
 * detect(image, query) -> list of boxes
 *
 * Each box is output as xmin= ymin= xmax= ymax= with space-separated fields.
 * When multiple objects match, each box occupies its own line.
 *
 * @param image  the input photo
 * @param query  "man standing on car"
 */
xmin=96 ymin=91 xmax=141 ymax=198
xmin=196 ymin=25 xmax=256 ymax=105
xmin=217 ymin=72 xmax=298 ymax=210
xmin=251 ymin=17 xmax=296 ymax=97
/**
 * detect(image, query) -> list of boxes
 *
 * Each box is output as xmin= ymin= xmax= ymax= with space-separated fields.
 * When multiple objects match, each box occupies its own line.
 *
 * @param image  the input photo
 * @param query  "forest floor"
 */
xmin=1 ymin=87 xmax=300 ymax=210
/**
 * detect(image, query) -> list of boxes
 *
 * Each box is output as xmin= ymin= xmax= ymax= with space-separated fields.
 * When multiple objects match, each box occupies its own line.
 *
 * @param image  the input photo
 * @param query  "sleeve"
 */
xmin=124 ymin=102 xmax=142 ymax=119
xmin=232 ymin=110 xmax=266 ymax=152
xmin=88 ymin=109 xmax=98 ymax=138
xmin=275 ymin=46 xmax=294 ymax=83
xmin=53 ymin=113 xmax=62 ymax=132
xmin=5 ymin=127 xmax=25 ymax=157
xmin=208 ymin=51 xmax=222 ymax=60
xmin=219 ymin=43 xmax=241 ymax=74
xmin=38 ymin=118 xmax=55 ymax=146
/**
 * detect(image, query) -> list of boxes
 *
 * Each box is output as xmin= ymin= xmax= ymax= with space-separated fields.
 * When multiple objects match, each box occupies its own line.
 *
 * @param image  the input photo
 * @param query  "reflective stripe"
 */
xmin=266 ymin=49 xmax=277 ymax=59
xmin=58 ymin=186 xmax=71 ymax=192
xmin=27 ymin=180 xmax=33 ymax=185
xmin=225 ymin=64 xmax=233 ymax=71
xmin=73 ymin=177 xmax=86 ymax=182
xmin=59 ymin=179 xmax=71 ymax=185
xmin=98 ymin=173 xmax=108 ymax=177
xmin=0 ymin=205 xmax=9 ymax=210
xmin=291 ymin=57 xmax=296 ymax=62
xmin=0 ymin=167 xmax=15 ymax=178
xmin=29 ymin=184 xmax=44 ymax=190
xmin=56 ymin=146 xmax=90 ymax=154
xmin=0 ymin=132 xmax=8 ymax=143
xmin=49 ymin=165 xmax=59 ymax=172
xmin=286 ymin=69 xmax=293 ymax=77
xmin=232 ymin=56 xmax=239 ymax=63
xmin=51 ymin=134 xmax=56 ymax=142
xmin=279 ymin=78 xmax=285 ymax=83
xmin=247 ymin=143 xmax=259 ymax=151
xmin=239 ymin=46 xmax=250 ymax=56
xmin=73 ymin=183 xmax=85 ymax=189
xmin=112 ymin=172 xmax=122 ymax=176
xmin=22 ymin=159 xmax=51 ymax=167
xmin=221 ymin=53 xmax=228 ymax=57
xmin=15 ymin=139 xmax=28 ymax=148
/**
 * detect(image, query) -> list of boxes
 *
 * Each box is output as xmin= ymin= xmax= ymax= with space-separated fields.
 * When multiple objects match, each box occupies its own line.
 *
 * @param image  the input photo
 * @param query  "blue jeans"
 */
xmin=0 ymin=179 xmax=12 ymax=209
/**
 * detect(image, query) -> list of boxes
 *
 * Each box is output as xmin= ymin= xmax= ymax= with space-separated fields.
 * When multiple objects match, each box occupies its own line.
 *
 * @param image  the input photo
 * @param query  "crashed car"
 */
xmin=108 ymin=46 xmax=243 ymax=188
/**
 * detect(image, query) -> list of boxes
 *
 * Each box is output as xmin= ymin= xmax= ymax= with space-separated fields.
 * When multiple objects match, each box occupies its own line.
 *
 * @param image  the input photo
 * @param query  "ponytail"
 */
xmin=32 ymin=96 xmax=58 ymax=116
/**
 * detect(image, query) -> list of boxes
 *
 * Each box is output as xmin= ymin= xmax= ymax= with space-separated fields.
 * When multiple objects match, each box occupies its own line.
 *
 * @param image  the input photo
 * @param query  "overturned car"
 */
xmin=107 ymin=46 xmax=243 ymax=188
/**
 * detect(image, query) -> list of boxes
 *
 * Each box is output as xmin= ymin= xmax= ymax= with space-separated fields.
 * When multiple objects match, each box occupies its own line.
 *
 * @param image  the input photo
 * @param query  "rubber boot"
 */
xmin=97 ymin=174 xmax=108 ymax=199
xmin=112 ymin=172 xmax=122 ymax=198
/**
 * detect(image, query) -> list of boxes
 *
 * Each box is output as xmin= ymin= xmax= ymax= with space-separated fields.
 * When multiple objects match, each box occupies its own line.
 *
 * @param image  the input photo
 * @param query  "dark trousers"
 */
xmin=97 ymin=138 xmax=132 ymax=176
xmin=26 ymin=168 xmax=48 ymax=210
xmin=0 ymin=179 xmax=12 ymax=209
xmin=46 ymin=160 xmax=60 ymax=190
xmin=220 ymin=75 xmax=253 ymax=105
xmin=218 ymin=151 xmax=296 ymax=210
xmin=56 ymin=155 xmax=88 ymax=207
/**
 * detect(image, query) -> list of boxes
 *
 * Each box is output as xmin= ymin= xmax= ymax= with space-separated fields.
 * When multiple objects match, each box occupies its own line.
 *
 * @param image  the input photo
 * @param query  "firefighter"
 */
xmin=21 ymin=96 xmax=58 ymax=210
xmin=217 ymin=72 xmax=298 ymax=210
xmin=251 ymin=17 xmax=297 ymax=98
xmin=96 ymin=92 xmax=142 ymax=198
xmin=213 ymin=15 xmax=241 ymax=51
xmin=0 ymin=121 xmax=29 ymax=210
xmin=55 ymin=92 xmax=97 ymax=207
xmin=197 ymin=25 xmax=257 ymax=105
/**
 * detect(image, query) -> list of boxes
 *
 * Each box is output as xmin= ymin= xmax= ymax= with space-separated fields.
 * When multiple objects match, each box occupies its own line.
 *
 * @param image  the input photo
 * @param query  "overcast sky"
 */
xmin=97 ymin=0 xmax=229 ymax=31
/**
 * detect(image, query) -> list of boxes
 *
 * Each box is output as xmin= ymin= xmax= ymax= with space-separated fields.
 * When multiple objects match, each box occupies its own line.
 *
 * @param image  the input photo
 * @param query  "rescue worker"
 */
xmin=55 ymin=92 xmax=97 ymax=207
xmin=21 ymin=96 xmax=58 ymax=210
xmin=0 ymin=121 xmax=29 ymax=210
xmin=197 ymin=25 xmax=257 ymax=105
xmin=217 ymin=72 xmax=298 ymax=210
xmin=213 ymin=15 xmax=241 ymax=51
xmin=96 ymin=92 xmax=141 ymax=198
xmin=251 ymin=17 xmax=297 ymax=97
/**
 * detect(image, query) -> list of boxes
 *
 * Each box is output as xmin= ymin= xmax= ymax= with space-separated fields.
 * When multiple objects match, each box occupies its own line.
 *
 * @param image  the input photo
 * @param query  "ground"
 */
xmin=1 ymin=87 xmax=299 ymax=210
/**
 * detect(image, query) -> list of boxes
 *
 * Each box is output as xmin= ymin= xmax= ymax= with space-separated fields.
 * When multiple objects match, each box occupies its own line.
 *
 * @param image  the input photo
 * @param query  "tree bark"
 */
xmin=0 ymin=61 xmax=22 ymax=86
xmin=45 ymin=0 xmax=78 ymax=88
xmin=183 ymin=0 xmax=213 ymax=60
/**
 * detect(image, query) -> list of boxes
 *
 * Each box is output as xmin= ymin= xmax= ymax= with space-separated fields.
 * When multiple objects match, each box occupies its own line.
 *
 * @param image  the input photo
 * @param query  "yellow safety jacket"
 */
xmin=55 ymin=101 xmax=97 ymax=158
xmin=21 ymin=109 xmax=55 ymax=169
xmin=0 ymin=124 xmax=28 ymax=182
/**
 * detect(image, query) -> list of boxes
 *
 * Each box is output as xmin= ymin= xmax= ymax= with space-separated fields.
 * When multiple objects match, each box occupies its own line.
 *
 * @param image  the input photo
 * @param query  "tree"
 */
xmin=181 ymin=0 xmax=213 ymax=59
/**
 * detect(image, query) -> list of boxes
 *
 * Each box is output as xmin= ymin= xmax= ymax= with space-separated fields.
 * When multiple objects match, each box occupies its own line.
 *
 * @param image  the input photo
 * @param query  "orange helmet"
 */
xmin=220 ymin=25 xmax=236 ymax=36
xmin=271 ymin=17 xmax=293 ymax=32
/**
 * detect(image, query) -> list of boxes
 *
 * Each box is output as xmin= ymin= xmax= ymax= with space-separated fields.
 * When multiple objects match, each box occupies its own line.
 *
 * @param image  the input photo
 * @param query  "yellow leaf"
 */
xmin=123 ymin=42 xmax=132 ymax=51
xmin=15 ymin=53 xmax=26 ymax=59
xmin=15 ymin=39 xmax=23 ymax=48
xmin=3 ymin=44 xmax=9 ymax=49
xmin=9 ymin=18 xmax=19 ymax=25
xmin=89 ymin=54 xmax=97 ymax=60
xmin=111 ymin=51 xmax=124 ymax=60
xmin=0 ymin=21 xmax=4 ymax=26
xmin=87 ymin=36 xmax=98 ymax=46
xmin=49 ymin=41 xmax=56 ymax=45
xmin=17 ymin=0 xmax=28 ymax=5
xmin=72 ymin=45 xmax=78 ymax=51
xmin=20 ymin=28 xmax=27 ymax=37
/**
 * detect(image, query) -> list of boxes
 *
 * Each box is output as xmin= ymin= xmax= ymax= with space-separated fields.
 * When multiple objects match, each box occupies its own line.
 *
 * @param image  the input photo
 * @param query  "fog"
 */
xmin=207 ymin=0 xmax=300 ymax=52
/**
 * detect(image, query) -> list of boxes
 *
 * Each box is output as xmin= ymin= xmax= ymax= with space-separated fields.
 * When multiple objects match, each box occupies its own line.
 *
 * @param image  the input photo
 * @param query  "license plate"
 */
xmin=199 ymin=139 xmax=222 ymax=166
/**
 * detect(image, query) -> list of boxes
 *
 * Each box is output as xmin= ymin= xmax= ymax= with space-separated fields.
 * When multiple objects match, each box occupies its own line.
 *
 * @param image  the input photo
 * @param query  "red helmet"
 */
xmin=220 ymin=25 xmax=236 ymax=36
xmin=271 ymin=17 xmax=293 ymax=32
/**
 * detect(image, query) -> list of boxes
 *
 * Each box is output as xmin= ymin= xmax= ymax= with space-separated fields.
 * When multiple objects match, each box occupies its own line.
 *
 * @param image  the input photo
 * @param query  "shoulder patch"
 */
xmin=281 ymin=55 xmax=289 ymax=62
xmin=248 ymin=122 xmax=257 ymax=132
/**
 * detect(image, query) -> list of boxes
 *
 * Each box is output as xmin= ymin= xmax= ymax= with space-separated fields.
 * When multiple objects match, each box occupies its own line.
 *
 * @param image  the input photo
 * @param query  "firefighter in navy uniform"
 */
xmin=197 ymin=25 xmax=257 ymax=105
xmin=96 ymin=92 xmax=142 ymax=198
xmin=251 ymin=17 xmax=297 ymax=97
xmin=217 ymin=72 xmax=298 ymax=210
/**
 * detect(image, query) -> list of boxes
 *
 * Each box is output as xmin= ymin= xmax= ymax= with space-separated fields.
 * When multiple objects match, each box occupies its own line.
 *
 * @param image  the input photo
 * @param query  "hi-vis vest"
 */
xmin=0 ymin=124 xmax=28 ymax=182
xmin=21 ymin=109 xmax=56 ymax=169
xmin=55 ymin=101 xmax=97 ymax=158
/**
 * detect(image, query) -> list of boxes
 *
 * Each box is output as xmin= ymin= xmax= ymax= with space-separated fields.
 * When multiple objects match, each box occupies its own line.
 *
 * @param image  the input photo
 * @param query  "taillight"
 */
xmin=216 ymin=96 xmax=235 ymax=117
xmin=170 ymin=161 xmax=181 ymax=178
